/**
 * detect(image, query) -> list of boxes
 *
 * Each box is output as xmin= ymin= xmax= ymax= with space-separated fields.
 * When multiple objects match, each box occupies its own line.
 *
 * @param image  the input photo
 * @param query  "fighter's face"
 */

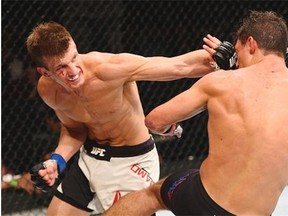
xmin=235 ymin=38 xmax=257 ymax=69
xmin=235 ymin=39 xmax=246 ymax=68
xmin=38 ymin=40 xmax=84 ymax=89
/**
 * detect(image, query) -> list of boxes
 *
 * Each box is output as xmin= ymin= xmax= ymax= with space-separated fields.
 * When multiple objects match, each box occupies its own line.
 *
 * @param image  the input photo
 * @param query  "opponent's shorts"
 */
xmin=54 ymin=136 xmax=160 ymax=214
xmin=160 ymin=169 xmax=235 ymax=216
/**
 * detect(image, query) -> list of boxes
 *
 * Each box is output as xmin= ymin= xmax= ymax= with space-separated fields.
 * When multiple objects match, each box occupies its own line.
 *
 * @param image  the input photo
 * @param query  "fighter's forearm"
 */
xmin=129 ymin=49 xmax=213 ymax=82
xmin=53 ymin=124 xmax=87 ymax=161
xmin=172 ymin=49 xmax=213 ymax=77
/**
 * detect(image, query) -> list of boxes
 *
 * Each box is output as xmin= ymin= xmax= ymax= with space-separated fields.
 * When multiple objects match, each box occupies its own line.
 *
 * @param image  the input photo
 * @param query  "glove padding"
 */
xmin=213 ymin=41 xmax=237 ymax=70
xmin=30 ymin=162 xmax=53 ymax=192
xmin=160 ymin=123 xmax=183 ymax=138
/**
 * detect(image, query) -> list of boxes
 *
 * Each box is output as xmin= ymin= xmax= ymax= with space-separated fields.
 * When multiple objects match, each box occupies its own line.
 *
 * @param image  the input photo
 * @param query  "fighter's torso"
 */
xmin=38 ymin=53 xmax=149 ymax=146
xmin=201 ymin=62 xmax=288 ymax=215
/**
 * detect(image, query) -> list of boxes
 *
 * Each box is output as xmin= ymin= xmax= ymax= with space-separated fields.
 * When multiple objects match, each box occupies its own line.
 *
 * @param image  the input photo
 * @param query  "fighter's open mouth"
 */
xmin=68 ymin=74 xmax=79 ymax=81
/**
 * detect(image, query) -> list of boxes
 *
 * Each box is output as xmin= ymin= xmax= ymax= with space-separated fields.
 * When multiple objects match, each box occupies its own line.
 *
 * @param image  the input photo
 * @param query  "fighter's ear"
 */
xmin=37 ymin=67 xmax=50 ymax=77
xmin=247 ymin=36 xmax=258 ymax=54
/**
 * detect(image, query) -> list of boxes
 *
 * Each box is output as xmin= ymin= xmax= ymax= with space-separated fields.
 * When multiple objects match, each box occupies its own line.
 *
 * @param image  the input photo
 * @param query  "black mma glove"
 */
xmin=30 ymin=153 xmax=66 ymax=192
xmin=30 ymin=162 xmax=52 ymax=192
xmin=213 ymin=41 xmax=237 ymax=70
xmin=159 ymin=123 xmax=183 ymax=138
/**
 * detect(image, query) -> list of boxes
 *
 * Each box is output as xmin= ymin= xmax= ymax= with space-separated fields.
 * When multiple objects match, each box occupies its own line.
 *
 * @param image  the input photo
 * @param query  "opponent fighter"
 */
xmin=26 ymin=21 xmax=226 ymax=215
xmin=102 ymin=10 xmax=288 ymax=216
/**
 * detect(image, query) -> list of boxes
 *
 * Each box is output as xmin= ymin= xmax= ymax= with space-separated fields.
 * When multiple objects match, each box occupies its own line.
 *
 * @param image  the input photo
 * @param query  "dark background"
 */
xmin=2 ymin=0 xmax=287 ymax=214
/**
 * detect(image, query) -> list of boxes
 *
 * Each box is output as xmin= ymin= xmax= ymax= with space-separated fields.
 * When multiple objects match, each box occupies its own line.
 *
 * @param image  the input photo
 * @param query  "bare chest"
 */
xmin=57 ymin=81 xmax=125 ymax=123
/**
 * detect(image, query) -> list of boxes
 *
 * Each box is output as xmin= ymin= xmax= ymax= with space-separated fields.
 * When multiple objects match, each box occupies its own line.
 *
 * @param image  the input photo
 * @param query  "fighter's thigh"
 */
xmin=147 ymin=178 xmax=168 ymax=209
xmin=46 ymin=196 xmax=90 ymax=216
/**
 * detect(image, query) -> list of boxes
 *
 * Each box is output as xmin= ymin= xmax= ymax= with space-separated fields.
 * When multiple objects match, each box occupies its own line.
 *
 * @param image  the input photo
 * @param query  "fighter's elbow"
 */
xmin=145 ymin=116 xmax=157 ymax=130
xmin=145 ymin=115 xmax=164 ymax=133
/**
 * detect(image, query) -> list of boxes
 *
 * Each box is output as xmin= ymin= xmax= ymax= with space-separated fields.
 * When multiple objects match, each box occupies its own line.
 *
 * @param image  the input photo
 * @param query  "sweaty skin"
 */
xmin=36 ymin=39 xmax=213 ymax=187
xmin=34 ymin=38 xmax=213 ymax=216
xmin=102 ymin=35 xmax=288 ymax=216
xmin=145 ymin=39 xmax=288 ymax=215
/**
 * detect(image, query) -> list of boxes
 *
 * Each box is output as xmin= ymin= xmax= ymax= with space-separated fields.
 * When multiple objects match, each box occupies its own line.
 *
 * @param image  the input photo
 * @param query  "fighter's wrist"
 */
xmin=161 ymin=124 xmax=175 ymax=134
xmin=209 ymin=62 xmax=220 ymax=71
xmin=160 ymin=123 xmax=183 ymax=138
xmin=50 ymin=153 xmax=66 ymax=174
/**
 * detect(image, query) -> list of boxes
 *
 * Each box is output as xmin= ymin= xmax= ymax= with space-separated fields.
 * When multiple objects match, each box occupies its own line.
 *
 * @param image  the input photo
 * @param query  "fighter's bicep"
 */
xmin=99 ymin=53 xmax=148 ymax=80
xmin=169 ymin=83 xmax=208 ymax=121
xmin=148 ymin=83 xmax=208 ymax=128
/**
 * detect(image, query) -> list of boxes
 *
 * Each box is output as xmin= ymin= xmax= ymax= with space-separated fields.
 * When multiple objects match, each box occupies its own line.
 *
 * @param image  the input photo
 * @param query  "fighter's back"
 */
xmin=201 ymin=56 xmax=288 ymax=215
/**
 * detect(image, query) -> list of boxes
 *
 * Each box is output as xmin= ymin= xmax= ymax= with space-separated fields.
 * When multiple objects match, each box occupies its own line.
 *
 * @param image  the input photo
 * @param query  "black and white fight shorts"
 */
xmin=161 ymin=169 xmax=235 ymax=216
xmin=54 ymin=136 xmax=160 ymax=214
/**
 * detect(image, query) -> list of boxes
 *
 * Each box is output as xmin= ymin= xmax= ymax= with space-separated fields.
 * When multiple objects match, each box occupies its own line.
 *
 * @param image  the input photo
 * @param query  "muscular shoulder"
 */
xmin=197 ymin=69 xmax=237 ymax=96
xmin=84 ymin=51 xmax=147 ymax=80
xmin=37 ymin=76 xmax=60 ymax=109
xmin=82 ymin=51 xmax=143 ymax=65
xmin=84 ymin=51 xmax=115 ymax=63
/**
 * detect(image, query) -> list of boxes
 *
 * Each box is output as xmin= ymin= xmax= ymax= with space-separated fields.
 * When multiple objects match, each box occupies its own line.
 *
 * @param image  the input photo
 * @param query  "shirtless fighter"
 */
xmin=102 ymin=10 xmax=288 ymax=216
xmin=26 ymin=21 xmax=226 ymax=215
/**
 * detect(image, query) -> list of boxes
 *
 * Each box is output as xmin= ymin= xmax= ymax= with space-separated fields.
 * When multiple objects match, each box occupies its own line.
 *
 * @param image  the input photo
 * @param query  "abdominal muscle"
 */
xmin=61 ymin=79 xmax=151 ymax=146
xmin=86 ymin=113 xmax=150 ymax=146
xmin=73 ymin=93 xmax=150 ymax=147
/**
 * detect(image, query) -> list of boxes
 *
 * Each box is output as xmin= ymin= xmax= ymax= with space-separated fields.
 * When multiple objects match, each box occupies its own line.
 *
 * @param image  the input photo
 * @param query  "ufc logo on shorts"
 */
xmin=90 ymin=147 xmax=106 ymax=157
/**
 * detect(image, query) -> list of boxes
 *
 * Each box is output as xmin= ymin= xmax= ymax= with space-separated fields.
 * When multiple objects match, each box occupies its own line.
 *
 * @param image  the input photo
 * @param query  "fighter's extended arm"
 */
xmin=99 ymin=35 xmax=237 ymax=82
xmin=97 ymin=49 xmax=214 ymax=82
